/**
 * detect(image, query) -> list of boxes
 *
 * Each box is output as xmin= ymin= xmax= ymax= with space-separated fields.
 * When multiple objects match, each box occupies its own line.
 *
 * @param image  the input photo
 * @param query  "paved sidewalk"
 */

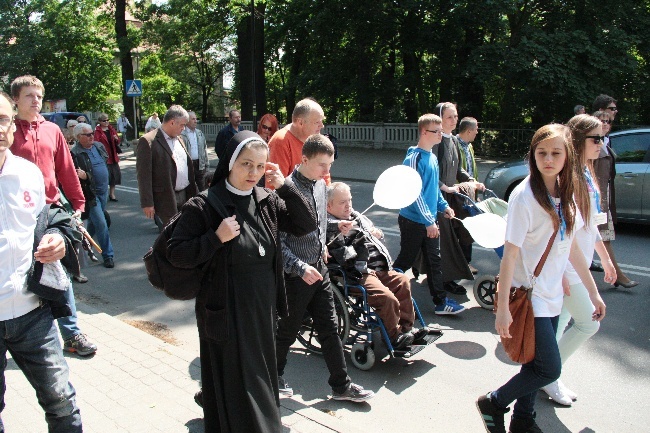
xmin=3 ymin=302 xmax=363 ymax=433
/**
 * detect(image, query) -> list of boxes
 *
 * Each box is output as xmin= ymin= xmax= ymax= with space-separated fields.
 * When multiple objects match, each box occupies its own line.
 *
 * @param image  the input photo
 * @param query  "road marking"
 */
xmin=116 ymin=185 xmax=139 ymax=193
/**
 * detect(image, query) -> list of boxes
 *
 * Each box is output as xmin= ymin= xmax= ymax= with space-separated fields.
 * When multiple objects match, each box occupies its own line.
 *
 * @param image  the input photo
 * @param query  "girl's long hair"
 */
xmin=567 ymin=114 xmax=602 ymax=222
xmin=527 ymin=124 xmax=577 ymax=235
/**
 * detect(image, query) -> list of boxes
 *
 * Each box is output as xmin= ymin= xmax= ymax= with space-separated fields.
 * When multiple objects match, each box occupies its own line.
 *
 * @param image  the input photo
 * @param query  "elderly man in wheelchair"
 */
xmin=326 ymin=182 xmax=432 ymax=351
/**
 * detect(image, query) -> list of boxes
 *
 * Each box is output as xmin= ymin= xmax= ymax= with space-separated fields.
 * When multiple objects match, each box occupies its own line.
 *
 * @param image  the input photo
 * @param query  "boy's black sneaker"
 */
xmin=476 ymin=393 xmax=509 ymax=433
xmin=509 ymin=416 xmax=543 ymax=433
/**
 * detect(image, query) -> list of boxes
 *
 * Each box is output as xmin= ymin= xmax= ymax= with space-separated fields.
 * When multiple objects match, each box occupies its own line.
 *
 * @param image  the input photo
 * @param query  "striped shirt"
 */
xmin=280 ymin=169 xmax=326 ymax=276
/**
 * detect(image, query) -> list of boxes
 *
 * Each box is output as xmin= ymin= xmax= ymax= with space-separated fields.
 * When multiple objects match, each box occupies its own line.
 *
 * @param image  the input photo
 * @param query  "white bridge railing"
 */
xmin=198 ymin=122 xmax=542 ymax=156
xmin=199 ymin=122 xmax=419 ymax=150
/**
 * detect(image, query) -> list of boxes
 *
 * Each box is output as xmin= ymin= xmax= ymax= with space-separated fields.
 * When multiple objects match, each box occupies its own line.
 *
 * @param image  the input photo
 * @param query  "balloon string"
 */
xmin=359 ymin=202 xmax=375 ymax=215
xmin=326 ymin=202 xmax=376 ymax=247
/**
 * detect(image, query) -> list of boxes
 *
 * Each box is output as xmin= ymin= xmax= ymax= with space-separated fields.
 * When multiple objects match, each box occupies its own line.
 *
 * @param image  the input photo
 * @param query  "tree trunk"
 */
xmin=236 ymin=17 xmax=253 ymax=120
xmin=236 ymin=3 xmax=265 ymax=123
xmin=254 ymin=3 xmax=266 ymax=118
xmin=399 ymin=9 xmax=420 ymax=123
xmin=115 ymin=0 xmax=135 ymax=138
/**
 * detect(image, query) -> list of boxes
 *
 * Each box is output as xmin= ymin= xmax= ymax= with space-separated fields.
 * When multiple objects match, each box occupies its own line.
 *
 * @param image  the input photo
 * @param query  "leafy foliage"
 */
xmin=0 ymin=0 xmax=119 ymax=112
xmin=3 ymin=0 xmax=650 ymax=127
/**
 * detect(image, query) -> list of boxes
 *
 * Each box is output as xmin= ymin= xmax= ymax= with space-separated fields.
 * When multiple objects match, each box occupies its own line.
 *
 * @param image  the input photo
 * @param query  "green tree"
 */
xmin=137 ymin=0 xmax=231 ymax=121
xmin=0 ymin=0 xmax=119 ymax=112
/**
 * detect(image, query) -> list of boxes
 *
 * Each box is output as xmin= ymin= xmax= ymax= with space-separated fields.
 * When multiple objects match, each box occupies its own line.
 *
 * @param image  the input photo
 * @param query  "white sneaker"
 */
xmin=541 ymin=381 xmax=572 ymax=406
xmin=557 ymin=379 xmax=577 ymax=401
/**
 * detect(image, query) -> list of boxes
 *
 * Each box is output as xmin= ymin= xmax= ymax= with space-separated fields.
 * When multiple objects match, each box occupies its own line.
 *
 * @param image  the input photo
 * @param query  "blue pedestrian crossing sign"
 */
xmin=125 ymin=80 xmax=142 ymax=97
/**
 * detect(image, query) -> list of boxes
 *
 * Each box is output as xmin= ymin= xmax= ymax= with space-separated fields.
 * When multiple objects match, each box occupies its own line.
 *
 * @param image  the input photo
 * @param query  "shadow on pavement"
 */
xmin=185 ymin=418 xmax=204 ymax=433
xmin=437 ymin=340 xmax=487 ymax=360
xmin=535 ymin=396 xmax=573 ymax=433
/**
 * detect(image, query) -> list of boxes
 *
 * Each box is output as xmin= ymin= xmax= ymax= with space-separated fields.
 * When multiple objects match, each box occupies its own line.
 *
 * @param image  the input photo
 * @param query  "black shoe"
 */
xmin=589 ymin=261 xmax=604 ymax=272
xmin=109 ymin=196 xmax=118 ymax=202
xmin=194 ymin=390 xmax=203 ymax=408
xmin=444 ymin=281 xmax=467 ymax=295
xmin=509 ymin=416 xmax=543 ymax=433
xmin=391 ymin=332 xmax=415 ymax=350
xmin=410 ymin=328 xmax=429 ymax=343
xmin=476 ymin=393 xmax=509 ymax=433
xmin=88 ymin=251 xmax=99 ymax=262
xmin=104 ymin=257 xmax=114 ymax=268
xmin=72 ymin=274 xmax=88 ymax=283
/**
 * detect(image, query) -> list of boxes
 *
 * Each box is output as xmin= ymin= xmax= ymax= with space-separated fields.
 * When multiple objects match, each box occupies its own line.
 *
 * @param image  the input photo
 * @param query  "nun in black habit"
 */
xmin=167 ymin=131 xmax=317 ymax=432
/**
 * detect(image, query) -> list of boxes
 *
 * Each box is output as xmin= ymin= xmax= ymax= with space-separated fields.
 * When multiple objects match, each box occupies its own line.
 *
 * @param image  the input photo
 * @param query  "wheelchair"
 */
xmin=297 ymin=264 xmax=443 ymax=370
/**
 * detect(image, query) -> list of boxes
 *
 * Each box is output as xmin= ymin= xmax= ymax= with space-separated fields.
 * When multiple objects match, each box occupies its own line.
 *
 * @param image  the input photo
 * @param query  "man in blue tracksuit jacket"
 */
xmin=393 ymin=113 xmax=466 ymax=315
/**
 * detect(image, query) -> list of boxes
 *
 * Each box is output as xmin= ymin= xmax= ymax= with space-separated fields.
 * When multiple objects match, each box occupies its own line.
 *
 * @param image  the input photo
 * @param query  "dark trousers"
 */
xmin=192 ymin=159 xmax=206 ymax=191
xmin=393 ymin=215 xmax=447 ymax=305
xmin=492 ymin=316 xmax=561 ymax=419
xmin=276 ymin=262 xmax=351 ymax=393
xmin=454 ymin=222 xmax=473 ymax=263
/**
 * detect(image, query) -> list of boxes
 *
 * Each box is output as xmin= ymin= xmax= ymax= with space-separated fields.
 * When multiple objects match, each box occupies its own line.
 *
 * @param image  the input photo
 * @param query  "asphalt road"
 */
xmin=74 ymin=152 xmax=650 ymax=432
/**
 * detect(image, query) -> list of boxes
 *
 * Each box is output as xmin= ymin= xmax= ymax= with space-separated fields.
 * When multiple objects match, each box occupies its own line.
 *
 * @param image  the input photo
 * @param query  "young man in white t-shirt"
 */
xmin=0 ymin=91 xmax=83 ymax=431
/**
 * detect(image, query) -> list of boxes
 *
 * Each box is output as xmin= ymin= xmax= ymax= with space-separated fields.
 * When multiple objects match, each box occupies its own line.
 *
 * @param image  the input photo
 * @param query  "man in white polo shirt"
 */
xmin=0 ymin=91 xmax=82 ymax=431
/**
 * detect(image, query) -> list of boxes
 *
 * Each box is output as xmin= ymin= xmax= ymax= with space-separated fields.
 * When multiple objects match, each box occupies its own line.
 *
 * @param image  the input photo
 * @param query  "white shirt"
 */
xmin=145 ymin=116 xmax=161 ymax=132
xmin=185 ymin=128 xmax=199 ymax=160
xmin=117 ymin=115 xmax=131 ymax=133
xmin=505 ymin=177 xmax=581 ymax=317
xmin=162 ymin=130 xmax=190 ymax=191
xmin=564 ymin=177 xmax=602 ymax=285
xmin=0 ymin=150 xmax=45 ymax=320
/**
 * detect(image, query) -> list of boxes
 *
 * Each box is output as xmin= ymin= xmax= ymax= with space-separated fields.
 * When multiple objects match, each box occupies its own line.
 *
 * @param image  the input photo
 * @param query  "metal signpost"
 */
xmin=125 ymin=79 xmax=142 ymax=138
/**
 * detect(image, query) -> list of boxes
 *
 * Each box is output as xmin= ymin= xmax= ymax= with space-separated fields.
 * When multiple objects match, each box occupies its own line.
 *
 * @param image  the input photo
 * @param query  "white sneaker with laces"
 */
xmin=541 ymin=380 xmax=572 ymax=406
xmin=557 ymin=379 xmax=577 ymax=401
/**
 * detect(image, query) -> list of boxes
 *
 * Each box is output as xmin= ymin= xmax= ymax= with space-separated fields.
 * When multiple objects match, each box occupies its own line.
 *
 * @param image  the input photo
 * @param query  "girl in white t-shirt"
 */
xmin=540 ymin=115 xmax=616 ymax=406
xmin=477 ymin=124 xmax=606 ymax=433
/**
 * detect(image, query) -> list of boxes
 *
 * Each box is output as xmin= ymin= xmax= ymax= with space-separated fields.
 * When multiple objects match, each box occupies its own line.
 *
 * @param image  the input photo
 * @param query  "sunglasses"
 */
xmin=79 ymin=132 xmax=94 ymax=137
xmin=606 ymin=106 xmax=618 ymax=111
xmin=426 ymin=129 xmax=442 ymax=134
xmin=585 ymin=135 xmax=604 ymax=143
xmin=261 ymin=124 xmax=272 ymax=131
xmin=601 ymin=119 xmax=612 ymax=124
xmin=99 ymin=119 xmax=109 ymax=122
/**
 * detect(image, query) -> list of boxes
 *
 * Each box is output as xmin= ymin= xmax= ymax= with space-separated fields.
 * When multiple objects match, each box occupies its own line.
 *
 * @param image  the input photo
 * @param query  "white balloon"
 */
xmin=373 ymin=165 xmax=422 ymax=209
xmin=459 ymin=213 xmax=506 ymax=249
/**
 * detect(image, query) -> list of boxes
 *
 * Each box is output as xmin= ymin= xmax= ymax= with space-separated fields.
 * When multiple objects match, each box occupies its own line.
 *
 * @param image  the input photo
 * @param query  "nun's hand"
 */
xmin=265 ymin=162 xmax=284 ymax=189
xmin=216 ymin=216 xmax=240 ymax=242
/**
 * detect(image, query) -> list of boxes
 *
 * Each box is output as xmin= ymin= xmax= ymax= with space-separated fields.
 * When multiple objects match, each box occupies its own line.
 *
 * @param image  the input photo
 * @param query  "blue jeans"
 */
xmin=492 ymin=316 xmax=561 ymax=420
xmin=56 ymin=282 xmax=79 ymax=341
xmin=0 ymin=305 xmax=82 ymax=432
xmin=85 ymin=190 xmax=113 ymax=260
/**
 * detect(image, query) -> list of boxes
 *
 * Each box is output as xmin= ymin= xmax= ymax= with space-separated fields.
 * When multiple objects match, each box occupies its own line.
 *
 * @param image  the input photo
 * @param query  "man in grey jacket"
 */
xmin=181 ymin=111 xmax=209 ymax=191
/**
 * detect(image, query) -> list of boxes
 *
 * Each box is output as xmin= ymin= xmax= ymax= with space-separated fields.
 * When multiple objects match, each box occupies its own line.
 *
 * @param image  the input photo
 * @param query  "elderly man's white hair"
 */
xmin=73 ymin=123 xmax=93 ymax=139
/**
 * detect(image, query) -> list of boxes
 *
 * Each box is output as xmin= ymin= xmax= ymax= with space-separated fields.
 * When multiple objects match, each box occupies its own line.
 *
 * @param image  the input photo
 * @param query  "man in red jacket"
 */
xmin=10 ymin=75 xmax=97 ymax=356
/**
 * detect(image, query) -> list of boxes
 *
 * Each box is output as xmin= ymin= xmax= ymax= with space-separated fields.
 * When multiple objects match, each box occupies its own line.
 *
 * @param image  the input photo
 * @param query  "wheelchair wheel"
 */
xmin=351 ymin=342 xmax=375 ymax=371
xmin=296 ymin=283 xmax=350 ymax=354
xmin=473 ymin=275 xmax=496 ymax=310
